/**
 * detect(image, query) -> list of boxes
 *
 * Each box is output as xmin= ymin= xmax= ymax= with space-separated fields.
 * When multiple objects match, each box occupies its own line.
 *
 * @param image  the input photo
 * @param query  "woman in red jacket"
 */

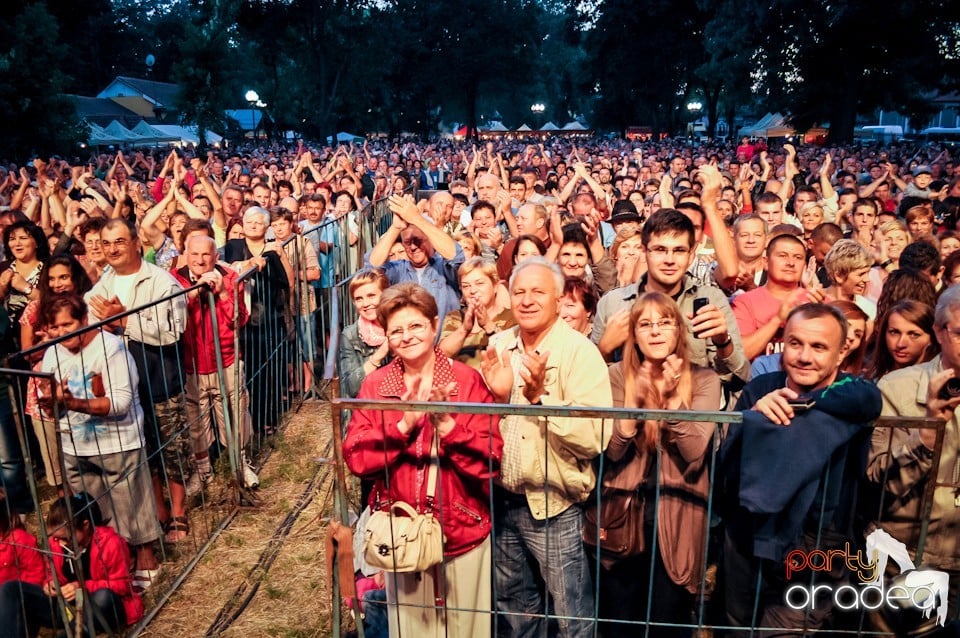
xmin=344 ymin=283 xmax=503 ymax=638
xmin=0 ymin=490 xmax=44 ymax=587
xmin=0 ymin=493 xmax=143 ymax=637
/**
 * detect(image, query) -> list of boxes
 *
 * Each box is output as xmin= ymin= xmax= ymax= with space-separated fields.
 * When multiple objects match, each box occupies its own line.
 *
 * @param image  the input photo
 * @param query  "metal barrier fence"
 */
xmin=301 ymin=183 xmax=415 ymax=380
xmin=0 ymin=181 xmax=411 ymax=635
xmin=324 ymin=396 xmax=956 ymax=638
xmin=0 ymin=258 xmax=312 ymax=635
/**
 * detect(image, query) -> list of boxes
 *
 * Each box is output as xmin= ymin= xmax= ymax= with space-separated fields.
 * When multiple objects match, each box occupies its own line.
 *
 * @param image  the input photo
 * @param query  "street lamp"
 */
xmin=245 ymin=90 xmax=259 ymax=140
xmin=531 ymin=103 xmax=546 ymax=136
xmin=686 ymin=101 xmax=703 ymax=138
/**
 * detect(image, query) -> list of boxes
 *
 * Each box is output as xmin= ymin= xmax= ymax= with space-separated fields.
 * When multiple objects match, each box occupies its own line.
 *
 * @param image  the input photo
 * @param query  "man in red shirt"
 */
xmin=172 ymin=234 xmax=258 ymax=491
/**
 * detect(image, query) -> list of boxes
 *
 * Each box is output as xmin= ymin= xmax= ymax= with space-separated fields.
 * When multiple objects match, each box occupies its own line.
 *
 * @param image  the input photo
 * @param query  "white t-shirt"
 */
xmin=111 ymin=272 xmax=138 ymax=310
xmin=41 ymin=332 xmax=144 ymax=457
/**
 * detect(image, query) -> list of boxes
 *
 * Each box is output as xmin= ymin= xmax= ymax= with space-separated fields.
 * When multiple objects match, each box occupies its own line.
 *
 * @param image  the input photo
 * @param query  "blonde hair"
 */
xmin=621 ymin=292 xmax=693 ymax=450
xmin=349 ymin=268 xmax=390 ymax=297
xmin=824 ymin=239 xmax=874 ymax=282
xmin=453 ymin=230 xmax=482 ymax=258
xmin=458 ymin=256 xmax=499 ymax=285
xmin=610 ymin=227 xmax=643 ymax=262
xmin=879 ymin=219 xmax=908 ymax=237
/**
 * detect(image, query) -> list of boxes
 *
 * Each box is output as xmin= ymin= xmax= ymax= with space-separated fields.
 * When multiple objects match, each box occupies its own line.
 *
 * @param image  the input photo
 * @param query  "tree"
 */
xmin=693 ymin=0 xmax=760 ymax=139
xmin=700 ymin=0 xmax=960 ymax=143
xmin=45 ymin=0 xmax=125 ymax=94
xmin=0 ymin=3 xmax=86 ymax=160
xmin=172 ymin=1 xmax=240 ymax=150
xmin=588 ymin=0 xmax=707 ymax=136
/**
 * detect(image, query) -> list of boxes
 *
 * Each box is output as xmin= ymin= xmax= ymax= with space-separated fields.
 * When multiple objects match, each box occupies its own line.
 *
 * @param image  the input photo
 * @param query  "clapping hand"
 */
xmin=480 ymin=347 xmax=513 ymax=402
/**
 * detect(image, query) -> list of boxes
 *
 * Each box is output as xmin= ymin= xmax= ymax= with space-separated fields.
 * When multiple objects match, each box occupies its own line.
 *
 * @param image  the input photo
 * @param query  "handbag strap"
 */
xmin=424 ymin=428 xmax=440 ymax=512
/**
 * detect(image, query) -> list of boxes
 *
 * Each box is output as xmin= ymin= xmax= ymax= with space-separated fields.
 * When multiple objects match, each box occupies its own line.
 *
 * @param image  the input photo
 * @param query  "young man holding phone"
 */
xmin=591 ymin=208 xmax=750 ymax=399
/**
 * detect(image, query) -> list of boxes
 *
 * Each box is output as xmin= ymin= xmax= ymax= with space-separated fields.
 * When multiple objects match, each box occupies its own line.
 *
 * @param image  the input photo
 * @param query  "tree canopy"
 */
xmin=1 ymin=0 xmax=958 ymax=157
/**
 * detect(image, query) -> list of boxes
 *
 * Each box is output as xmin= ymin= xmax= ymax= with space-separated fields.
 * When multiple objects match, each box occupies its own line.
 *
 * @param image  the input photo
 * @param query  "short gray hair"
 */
xmin=935 ymin=285 xmax=960 ymax=328
xmin=185 ymin=233 xmax=217 ymax=253
xmin=508 ymin=257 xmax=564 ymax=296
xmin=243 ymin=206 xmax=270 ymax=225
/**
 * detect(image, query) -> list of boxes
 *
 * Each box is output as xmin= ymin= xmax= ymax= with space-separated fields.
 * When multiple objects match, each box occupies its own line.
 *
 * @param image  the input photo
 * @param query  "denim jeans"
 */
xmin=0 ymin=393 xmax=32 ymax=514
xmin=363 ymin=588 xmax=389 ymax=638
xmin=0 ymin=580 xmax=125 ymax=637
xmin=494 ymin=490 xmax=595 ymax=638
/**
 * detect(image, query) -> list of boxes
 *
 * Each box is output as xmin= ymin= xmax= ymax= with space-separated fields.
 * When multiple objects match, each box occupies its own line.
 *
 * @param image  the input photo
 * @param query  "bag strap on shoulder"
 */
xmin=424 ymin=429 xmax=439 ymax=512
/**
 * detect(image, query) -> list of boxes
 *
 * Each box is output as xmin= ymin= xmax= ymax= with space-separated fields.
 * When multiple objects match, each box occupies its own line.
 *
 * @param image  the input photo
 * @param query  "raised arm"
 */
xmin=776 ymin=145 xmax=797 ymax=204
xmin=819 ymin=154 xmax=836 ymax=201
xmin=391 ymin=194 xmax=457 ymax=259
xmin=699 ymin=164 xmax=737 ymax=282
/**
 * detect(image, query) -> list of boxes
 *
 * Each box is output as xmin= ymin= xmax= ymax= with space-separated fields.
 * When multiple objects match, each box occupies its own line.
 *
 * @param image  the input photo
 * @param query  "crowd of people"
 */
xmin=0 ymin=134 xmax=957 ymax=636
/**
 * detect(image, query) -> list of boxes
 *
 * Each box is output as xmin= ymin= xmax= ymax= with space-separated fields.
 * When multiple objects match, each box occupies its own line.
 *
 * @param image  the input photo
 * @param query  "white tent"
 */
xmin=152 ymin=124 xmax=223 ymax=146
xmin=484 ymin=121 xmax=508 ymax=132
xmin=763 ymin=113 xmax=794 ymax=138
xmin=561 ymin=121 xmax=587 ymax=131
xmin=131 ymin=121 xmax=181 ymax=144
xmin=102 ymin=120 xmax=140 ymax=143
xmin=738 ymin=112 xmax=794 ymax=138
xmin=516 ymin=124 xmax=532 ymax=131
xmin=87 ymin=123 xmax=122 ymax=146
xmin=539 ymin=121 xmax=559 ymax=131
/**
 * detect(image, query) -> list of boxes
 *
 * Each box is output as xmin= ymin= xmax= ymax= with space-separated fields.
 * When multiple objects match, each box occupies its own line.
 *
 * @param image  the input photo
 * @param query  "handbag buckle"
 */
xmin=377 ymin=544 xmax=390 ymax=557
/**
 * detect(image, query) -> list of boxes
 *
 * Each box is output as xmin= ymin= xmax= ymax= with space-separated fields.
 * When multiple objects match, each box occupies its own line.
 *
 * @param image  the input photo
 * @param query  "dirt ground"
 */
xmin=137 ymin=401 xmax=351 ymax=638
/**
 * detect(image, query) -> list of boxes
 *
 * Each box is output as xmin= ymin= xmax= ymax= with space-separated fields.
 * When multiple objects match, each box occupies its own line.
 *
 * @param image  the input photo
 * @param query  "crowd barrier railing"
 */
xmin=300 ymin=182 xmax=415 ymax=378
xmin=0 ymin=257 xmax=318 ymax=635
xmin=323 ymin=396 xmax=954 ymax=638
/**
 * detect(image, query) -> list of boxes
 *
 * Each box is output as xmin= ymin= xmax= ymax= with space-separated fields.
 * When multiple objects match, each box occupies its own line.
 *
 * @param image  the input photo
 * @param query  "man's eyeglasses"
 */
xmin=100 ymin=238 xmax=130 ymax=249
xmin=646 ymin=246 xmax=690 ymax=258
xmin=941 ymin=325 xmax=960 ymax=344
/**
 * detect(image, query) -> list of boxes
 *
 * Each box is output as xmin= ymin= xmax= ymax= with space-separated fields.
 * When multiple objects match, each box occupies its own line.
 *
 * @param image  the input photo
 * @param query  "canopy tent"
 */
xmin=738 ymin=112 xmax=794 ymax=138
xmin=87 ymin=123 xmax=125 ymax=146
xmin=561 ymin=121 xmax=588 ymax=131
xmin=102 ymin=120 xmax=143 ymax=143
xmin=131 ymin=121 xmax=181 ymax=144
xmin=516 ymin=124 xmax=533 ymax=131
xmin=539 ymin=121 xmax=559 ymax=131
xmin=763 ymin=113 xmax=795 ymax=138
xmin=483 ymin=121 xmax=509 ymax=132
xmin=738 ymin=113 xmax=774 ymax=137
xmin=152 ymin=124 xmax=223 ymax=146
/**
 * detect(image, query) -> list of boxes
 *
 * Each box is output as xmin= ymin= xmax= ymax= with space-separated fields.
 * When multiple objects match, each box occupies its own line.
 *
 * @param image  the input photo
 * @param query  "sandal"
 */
xmin=132 ymin=566 xmax=162 ymax=592
xmin=164 ymin=516 xmax=190 ymax=544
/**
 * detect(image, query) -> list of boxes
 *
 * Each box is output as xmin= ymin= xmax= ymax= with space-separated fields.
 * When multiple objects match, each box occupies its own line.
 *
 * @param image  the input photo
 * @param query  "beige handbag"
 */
xmin=364 ymin=433 xmax=444 ymax=572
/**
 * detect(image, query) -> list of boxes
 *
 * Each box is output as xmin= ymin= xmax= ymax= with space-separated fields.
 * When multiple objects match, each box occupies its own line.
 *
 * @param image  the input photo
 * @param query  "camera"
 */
xmin=938 ymin=377 xmax=960 ymax=401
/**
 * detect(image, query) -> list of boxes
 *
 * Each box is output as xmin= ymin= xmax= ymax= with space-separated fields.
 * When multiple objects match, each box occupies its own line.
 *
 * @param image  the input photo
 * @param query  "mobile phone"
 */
xmin=786 ymin=398 xmax=816 ymax=411
xmin=692 ymin=297 xmax=709 ymax=338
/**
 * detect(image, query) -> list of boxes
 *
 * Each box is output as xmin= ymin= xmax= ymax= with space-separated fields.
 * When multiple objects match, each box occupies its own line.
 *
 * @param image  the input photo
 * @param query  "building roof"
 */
xmin=98 ymin=76 xmax=180 ymax=108
xmin=70 ymin=95 xmax=144 ymax=128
